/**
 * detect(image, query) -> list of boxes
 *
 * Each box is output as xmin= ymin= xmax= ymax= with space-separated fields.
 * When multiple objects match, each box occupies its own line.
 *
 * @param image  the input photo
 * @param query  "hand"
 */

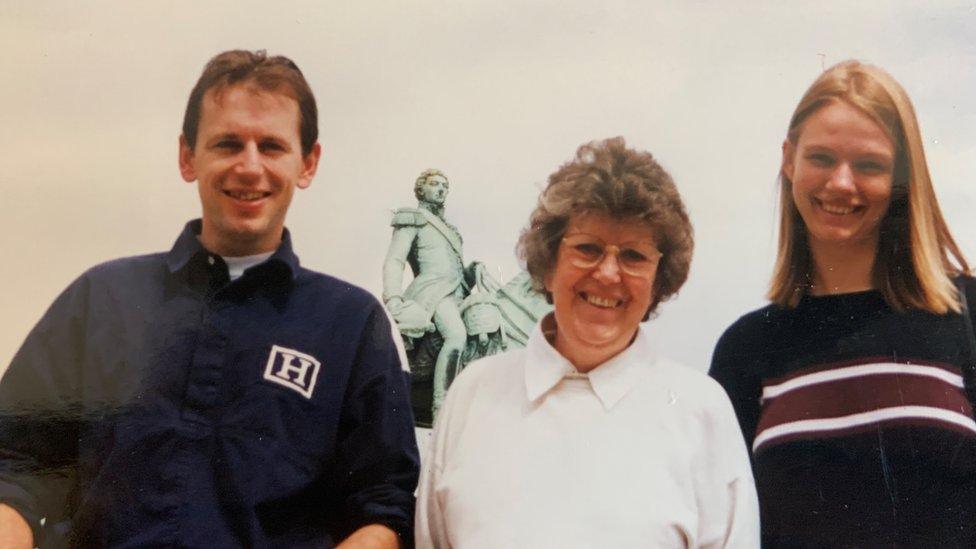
xmin=385 ymin=298 xmax=433 ymax=339
xmin=335 ymin=524 xmax=399 ymax=549
xmin=0 ymin=504 xmax=33 ymax=549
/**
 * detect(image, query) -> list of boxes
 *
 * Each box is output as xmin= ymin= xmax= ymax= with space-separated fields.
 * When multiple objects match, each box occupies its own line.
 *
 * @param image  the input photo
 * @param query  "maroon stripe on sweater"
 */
xmin=757 ymin=372 xmax=973 ymax=437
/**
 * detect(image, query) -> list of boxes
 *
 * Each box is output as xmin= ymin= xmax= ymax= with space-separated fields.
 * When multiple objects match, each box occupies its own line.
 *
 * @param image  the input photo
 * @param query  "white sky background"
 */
xmin=1 ymin=1 xmax=974 ymax=372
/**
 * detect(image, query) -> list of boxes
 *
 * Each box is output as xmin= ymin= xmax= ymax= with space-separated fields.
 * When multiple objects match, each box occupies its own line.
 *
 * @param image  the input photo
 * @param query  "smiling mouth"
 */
xmin=579 ymin=292 xmax=623 ymax=309
xmin=814 ymin=199 xmax=862 ymax=216
xmin=225 ymin=190 xmax=270 ymax=201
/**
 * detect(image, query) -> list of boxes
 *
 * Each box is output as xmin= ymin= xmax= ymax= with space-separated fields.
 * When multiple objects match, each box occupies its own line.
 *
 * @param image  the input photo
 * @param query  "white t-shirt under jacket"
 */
xmin=415 ymin=318 xmax=759 ymax=548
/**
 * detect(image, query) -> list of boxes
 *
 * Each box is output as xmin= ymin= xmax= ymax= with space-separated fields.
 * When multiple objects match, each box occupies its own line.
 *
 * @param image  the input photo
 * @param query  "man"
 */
xmin=0 ymin=50 xmax=418 ymax=548
xmin=382 ymin=170 xmax=480 ymax=419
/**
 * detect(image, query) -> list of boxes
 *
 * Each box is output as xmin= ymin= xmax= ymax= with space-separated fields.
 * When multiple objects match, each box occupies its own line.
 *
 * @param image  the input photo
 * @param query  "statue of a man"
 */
xmin=383 ymin=169 xmax=479 ymax=417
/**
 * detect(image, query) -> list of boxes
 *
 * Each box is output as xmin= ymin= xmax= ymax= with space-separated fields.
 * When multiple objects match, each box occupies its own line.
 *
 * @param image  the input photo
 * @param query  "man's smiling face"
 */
xmin=179 ymin=83 xmax=320 ymax=256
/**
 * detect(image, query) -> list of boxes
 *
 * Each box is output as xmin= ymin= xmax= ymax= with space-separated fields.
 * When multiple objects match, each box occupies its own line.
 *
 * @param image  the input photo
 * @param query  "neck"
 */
xmin=197 ymin=230 xmax=280 ymax=258
xmin=544 ymin=315 xmax=634 ymax=373
xmin=808 ymin=237 xmax=879 ymax=295
xmin=564 ymin=348 xmax=619 ymax=373
xmin=419 ymin=201 xmax=444 ymax=218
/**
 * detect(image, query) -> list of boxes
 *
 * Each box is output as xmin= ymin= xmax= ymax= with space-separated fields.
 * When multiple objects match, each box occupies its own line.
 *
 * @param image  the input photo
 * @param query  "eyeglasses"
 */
xmin=560 ymin=233 xmax=662 ymax=278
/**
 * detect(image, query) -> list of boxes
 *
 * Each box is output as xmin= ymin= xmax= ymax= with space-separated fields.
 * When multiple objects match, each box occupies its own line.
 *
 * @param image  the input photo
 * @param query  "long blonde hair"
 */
xmin=769 ymin=60 xmax=970 ymax=313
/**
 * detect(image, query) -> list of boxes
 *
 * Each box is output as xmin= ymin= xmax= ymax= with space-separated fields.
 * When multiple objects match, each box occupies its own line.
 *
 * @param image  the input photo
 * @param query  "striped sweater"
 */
xmin=711 ymin=276 xmax=976 ymax=548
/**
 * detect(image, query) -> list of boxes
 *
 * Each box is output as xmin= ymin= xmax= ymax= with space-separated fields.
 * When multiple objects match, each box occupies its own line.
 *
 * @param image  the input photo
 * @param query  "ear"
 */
xmin=297 ymin=142 xmax=322 ymax=190
xmin=543 ymin=270 xmax=554 ymax=295
xmin=780 ymin=139 xmax=796 ymax=183
xmin=178 ymin=135 xmax=197 ymax=183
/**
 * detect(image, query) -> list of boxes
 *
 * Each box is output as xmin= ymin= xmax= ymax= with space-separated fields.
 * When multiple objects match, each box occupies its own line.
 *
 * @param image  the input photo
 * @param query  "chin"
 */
xmin=577 ymin=321 xmax=633 ymax=346
xmin=228 ymin=217 xmax=270 ymax=234
xmin=810 ymin=228 xmax=872 ymax=246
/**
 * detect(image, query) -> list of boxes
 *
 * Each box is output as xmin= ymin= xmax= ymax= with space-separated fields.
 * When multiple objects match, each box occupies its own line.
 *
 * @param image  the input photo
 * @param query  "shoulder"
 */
xmin=81 ymin=252 xmax=168 ymax=283
xmin=391 ymin=207 xmax=427 ymax=228
xmin=708 ymin=303 xmax=793 ymax=396
xmin=55 ymin=252 xmax=169 ymax=302
xmin=712 ymin=304 xmax=786 ymax=364
xmin=957 ymin=273 xmax=976 ymax=287
xmin=294 ymin=268 xmax=384 ymax=311
xmin=717 ymin=303 xmax=783 ymax=345
xmin=432 ymin=349 xmax=525 ymax=444
xmin=291 ymin=269 xmax=406 ymax=367
xmin=654 ymin=361 xmax=755 ymax=486
xmin=957 ymin=273 xmax=976 ymax=303
xmin=25 ymin=253 xmax=169 ymax=327
xmin=652 ymin=359 xmax=748 ymax=449
xmin=291 ymin=269 xmax=393 ymax=342
xmin=957 ymin=273 xmax=976 ymax=323
xmin=654 ymin=357 xmax=736 ymax=412
xmin=447 ymin=349 xmax=525 ymax=401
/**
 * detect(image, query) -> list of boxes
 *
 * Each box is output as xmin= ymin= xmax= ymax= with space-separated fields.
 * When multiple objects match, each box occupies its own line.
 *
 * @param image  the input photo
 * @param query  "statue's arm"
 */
xmin=382 ymin=225 xmax=418 ymax=304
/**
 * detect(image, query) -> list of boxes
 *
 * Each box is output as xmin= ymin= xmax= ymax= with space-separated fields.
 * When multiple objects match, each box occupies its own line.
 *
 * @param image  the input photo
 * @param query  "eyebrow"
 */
xmin=803 ymin=144 xmax=893 ymax=160
xmin=204 ymin=133 xmax=240 ymax=145
xmin=203 ymin=133 xmax=290 ymax=147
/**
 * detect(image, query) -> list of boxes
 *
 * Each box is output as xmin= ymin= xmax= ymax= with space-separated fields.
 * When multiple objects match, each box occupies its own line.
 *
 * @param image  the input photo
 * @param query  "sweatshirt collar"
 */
xmin=165 ymin=219 xmax=300 ymax=280
xmin=523 ymin=314 xmax=656 ymax=411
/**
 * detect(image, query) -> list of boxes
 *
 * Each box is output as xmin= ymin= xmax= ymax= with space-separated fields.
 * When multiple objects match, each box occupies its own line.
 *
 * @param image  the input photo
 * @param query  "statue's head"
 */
xmin=414 ymin=169 xmax=449 ymax=205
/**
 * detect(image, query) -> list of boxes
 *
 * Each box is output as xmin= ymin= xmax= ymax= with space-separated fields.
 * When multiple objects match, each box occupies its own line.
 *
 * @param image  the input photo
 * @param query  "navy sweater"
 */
xmin=711 ymin=276 xmax=976 ymax=548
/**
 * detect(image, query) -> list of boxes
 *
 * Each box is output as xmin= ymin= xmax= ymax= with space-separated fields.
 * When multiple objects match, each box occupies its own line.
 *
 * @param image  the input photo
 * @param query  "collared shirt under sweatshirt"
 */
xmin=416 ymin=317 xmax=759 ymax=548
xmin=0 ymin=220 xmax=419 ymax=547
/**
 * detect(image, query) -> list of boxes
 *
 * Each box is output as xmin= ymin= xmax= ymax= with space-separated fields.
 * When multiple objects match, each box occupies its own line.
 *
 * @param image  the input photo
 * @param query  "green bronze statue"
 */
xmin=383 ymin=169 xmax=551 ymax=425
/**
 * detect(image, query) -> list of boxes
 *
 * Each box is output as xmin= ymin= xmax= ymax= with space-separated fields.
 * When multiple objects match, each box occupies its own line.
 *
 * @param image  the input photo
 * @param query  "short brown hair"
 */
xmin=182 ymin=50 xmax=318 ymax=156
xmin=770 ymin=60 xmax=970 ymax=313
xmin=517 ymin=137 xmax=694 ymax=317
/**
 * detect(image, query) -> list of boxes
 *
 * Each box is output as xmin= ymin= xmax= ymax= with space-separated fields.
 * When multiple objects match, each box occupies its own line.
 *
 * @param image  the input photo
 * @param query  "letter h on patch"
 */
xmin=263 ymin=345 xmax=322 ymax=399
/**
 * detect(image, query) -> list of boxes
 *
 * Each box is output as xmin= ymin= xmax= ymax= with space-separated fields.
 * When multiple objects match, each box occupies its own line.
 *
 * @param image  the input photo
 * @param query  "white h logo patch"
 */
xmin=263 ymin=345 xmax=322 ymax=399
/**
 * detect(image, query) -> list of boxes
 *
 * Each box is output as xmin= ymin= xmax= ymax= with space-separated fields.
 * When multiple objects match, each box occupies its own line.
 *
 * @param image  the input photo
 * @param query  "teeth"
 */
xmin=818 ymin=202 xmax=855 ymax=215
xmin=227 ymin=191 xmax=266 ymax=201
xmin=583 ymin=294 xmax=621 ymax=308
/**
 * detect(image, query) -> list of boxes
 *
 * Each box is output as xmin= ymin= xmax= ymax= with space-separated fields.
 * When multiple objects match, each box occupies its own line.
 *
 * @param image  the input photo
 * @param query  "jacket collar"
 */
xmin=523 ymin=314 xmax=656 ymax=411
xmin=165 ymin=219 xmax=301 ymax=280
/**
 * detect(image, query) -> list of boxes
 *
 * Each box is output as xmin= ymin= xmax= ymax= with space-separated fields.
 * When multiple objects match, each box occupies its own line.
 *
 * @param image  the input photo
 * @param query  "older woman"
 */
xmin=416 ymin=137 xmax=759 ymax=548
xmin=710 ymin=61 xmax=975 ymax=547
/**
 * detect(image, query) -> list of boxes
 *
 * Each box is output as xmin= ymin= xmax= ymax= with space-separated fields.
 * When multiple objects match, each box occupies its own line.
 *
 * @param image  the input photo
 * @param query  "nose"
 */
xmin=235 ymin=142 xmax=262 ymax=180
xmin=825 ymin=162 xmax=855 ymax=192
xmin=591 ymin=251 xmax=622 ymax=284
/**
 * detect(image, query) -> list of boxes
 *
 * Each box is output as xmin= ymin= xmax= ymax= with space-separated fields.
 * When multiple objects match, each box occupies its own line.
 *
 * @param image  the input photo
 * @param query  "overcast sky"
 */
xmin=1 ymin=0 xmax=974 ymax=372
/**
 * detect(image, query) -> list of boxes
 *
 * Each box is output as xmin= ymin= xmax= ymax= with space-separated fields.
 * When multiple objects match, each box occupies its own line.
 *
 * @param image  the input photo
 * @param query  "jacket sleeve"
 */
xmin=332 ymin=303 xmax=420 ymax=545
xmin=0 ymin=276 xmax=87 ymax=544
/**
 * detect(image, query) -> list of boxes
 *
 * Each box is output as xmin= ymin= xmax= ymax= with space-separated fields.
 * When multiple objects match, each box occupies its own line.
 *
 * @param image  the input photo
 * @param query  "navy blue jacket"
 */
xmin=0 ymin=221 xmax=419 ymax=547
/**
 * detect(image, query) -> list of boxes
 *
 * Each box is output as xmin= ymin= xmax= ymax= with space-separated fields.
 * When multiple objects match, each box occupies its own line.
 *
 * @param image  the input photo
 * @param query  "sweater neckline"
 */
xmin=797 ymin=289 xmax=888 ymax=314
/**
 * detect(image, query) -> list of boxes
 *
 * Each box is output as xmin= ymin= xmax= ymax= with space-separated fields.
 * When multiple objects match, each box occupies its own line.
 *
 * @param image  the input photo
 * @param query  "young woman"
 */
xmin=710 ymin=60 xmax=975 ymax=547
